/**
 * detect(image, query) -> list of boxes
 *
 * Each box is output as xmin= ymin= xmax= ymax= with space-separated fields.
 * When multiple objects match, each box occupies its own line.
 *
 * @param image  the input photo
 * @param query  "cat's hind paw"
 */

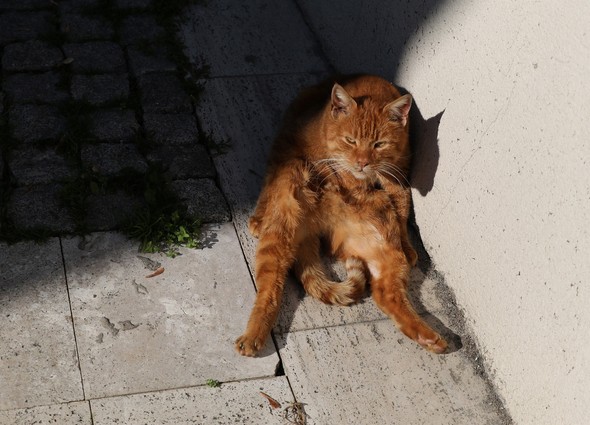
xmin=418 ymin=333 xmax=448 ymax=354
xmin=235 ymin=334 xmax=265 ymax=357
xmin=248 ymin=216 xmax=262 ymax=238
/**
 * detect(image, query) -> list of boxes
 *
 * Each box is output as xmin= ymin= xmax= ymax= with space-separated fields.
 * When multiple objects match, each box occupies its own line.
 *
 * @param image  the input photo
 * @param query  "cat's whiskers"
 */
xmin=378 ymin=163 xmax=410 ymax=187
xmin=377 ymin=167 xmax=406 ymax=188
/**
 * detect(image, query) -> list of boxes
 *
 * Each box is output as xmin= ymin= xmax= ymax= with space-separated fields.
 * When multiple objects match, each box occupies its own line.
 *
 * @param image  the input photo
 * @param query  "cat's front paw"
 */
xmin=248 ymin=216 xmax=262 ymax=238
xmin=235 ymin=334 xmax=265 ymax=357
xmin=405 ymin=247 xmax=418 ymax=268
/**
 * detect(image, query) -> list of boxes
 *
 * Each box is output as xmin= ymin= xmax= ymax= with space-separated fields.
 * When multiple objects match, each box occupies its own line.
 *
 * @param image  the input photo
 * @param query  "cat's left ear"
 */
xmin=384 ymin=94 xmax=412 ymax=127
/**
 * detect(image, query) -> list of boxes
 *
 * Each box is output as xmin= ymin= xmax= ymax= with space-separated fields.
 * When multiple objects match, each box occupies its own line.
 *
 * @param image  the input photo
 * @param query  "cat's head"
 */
xmin=322 ymin=83 xmax=412 ymax=184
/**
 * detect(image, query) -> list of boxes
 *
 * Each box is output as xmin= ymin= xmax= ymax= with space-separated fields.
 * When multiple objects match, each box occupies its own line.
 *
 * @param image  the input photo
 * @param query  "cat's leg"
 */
xmin=380 ymin=181 xmax=418 ymax=267
xmin=369 ymin=248 xmax=447 ymax=353
xmin=293 ymin=236 xmax=366 ymax=306
xmin=236 ymin=162 xmax=313 ymax=357
xmin=248 ymin=186 xmax=270 ymax=238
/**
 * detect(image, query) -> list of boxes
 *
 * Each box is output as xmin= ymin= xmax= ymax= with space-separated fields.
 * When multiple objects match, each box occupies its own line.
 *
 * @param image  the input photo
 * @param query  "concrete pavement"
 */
xmin=0 ymin=1 xmax=511 ymax=423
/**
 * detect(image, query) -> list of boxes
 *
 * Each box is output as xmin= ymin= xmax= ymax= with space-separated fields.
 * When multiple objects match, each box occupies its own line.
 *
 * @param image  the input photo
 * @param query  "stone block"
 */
xmin=119 ymin=15 xmax=165 ymax=46
xmin=9 ymin=104 xmax=67 ymax=143
xmin=138 ymin=73 xmax=192 ymax=113
xmin=9 ymin=147 xmax=73 ymax=185
xmin=146 ymin=144 xmax=216 ymax=179
xmin=88 ymin=109 xmax=139 ymax=143
xmin=85 ymin=191 xmax=145 ymax=231
xmin=3 ymin=71 xmax=69 ymax=104
xmin=91 ymin=377 xmax=292 ymax=425
xmin=2 ymin=40 xmax=63 ymax=71
xmin=143 ymin=113 xmax=198 ymax=145
xmin=60 ymin=12 xmax=115 ymax=41
xmin=0 ymin=11 xmax=53 ymax=45
xmin=58 ymin=0 xmax=101 ymax=13
xmin=127 ymin=46 xmax=177 ymax=77
xmin=180 ymin=0 xmax=329 ymax=77
xmin=170 ymin=178 xmax=230 ymax=223
xmin=7 ymin=184 xmax=75 ymax=232
xmin=61 ymin=225 xmax=279 ymax=398
xmin=71 ymin=74 xmax=129 ymax=105
xmin=0 ymin=240 xmax=83 ymax=410
xmin=81 ymin=143 xmax=147 ymax=177
xmin=0 ymin=0 xmax=53 ymax=9
xmin=63 ymin=41 xmax=126 ymax=73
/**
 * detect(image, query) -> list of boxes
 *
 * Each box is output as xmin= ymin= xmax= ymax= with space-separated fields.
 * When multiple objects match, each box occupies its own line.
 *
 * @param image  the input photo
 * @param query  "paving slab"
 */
xmin=180 ymin=0 xmax=329 ymax=77
xmin=0 ymin=401 xmax=91 ymax=425
xmin=91 ymin=377 xmax=293 ymax=425
xmin=0 ymin=239 xmax=83 ymax=411
xmin=61 ymin=224 xmax=280 ymax=399
xmin=278 ymin=320 xmax=508 ymax=425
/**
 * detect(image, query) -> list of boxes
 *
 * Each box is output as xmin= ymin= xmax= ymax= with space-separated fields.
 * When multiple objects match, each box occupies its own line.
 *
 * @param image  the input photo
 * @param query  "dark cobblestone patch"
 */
xmin=71 ymin=73 xmax=129 ymax=105
xmin=143 ymin=113 xmax=198 ymax=145
xmin=138 ymin=73 xmax=192 ymax=113
xmin=88 ymin=109 xmax=139 ymax=143
xmin=85 ymin=190 xmax=146 ymax=231
xmin=127 ymin=46 xmax=176 ymax=77
xmin=170 ymin=179 xmax=230 ymax=223
xmin=63 ymin=41 xmax=126 ymax=73
xmin=9 ymin=104 xmax=67 ymax=144
xmin=0 ymin=0 xmax=52 ymax=10
xmin=9 ymin=147 xmax=73 ymax=185
xmin=120 ymin=15 xmax=166 ymax=46
xmin=115 ymin=0 xmax=153 ymax=10
xmin=7 ymin=183 xmax=75 ymax=232
xmin=58 ymin=0 xmax=101 ymax=13
xmin=81 ymin=143 xmax=147 ymax=177
xmin=2 ymin=40 xmax=64 ymax=72
xmin=3 ymin=71 xmax=69 ymax=104
xmin=147 ymin=145 xmax=216 ymax=180
xmin=60 ymin=12 xmax=115 ymax=41
xmin=0 ymin=11 xmax=53 ymax=45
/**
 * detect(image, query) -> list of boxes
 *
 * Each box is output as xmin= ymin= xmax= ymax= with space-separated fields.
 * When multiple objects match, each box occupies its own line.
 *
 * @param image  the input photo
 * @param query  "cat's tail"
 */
xmin=294 ymin=257 xmax=366 ymax=306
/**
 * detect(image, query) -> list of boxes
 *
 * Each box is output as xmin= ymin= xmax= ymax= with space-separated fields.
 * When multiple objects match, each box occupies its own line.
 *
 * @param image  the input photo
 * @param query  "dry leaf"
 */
xmin=260 ymin=392 xmax=281 ymax=409
xmin=145 ymin=267 xmax=164 ymax=278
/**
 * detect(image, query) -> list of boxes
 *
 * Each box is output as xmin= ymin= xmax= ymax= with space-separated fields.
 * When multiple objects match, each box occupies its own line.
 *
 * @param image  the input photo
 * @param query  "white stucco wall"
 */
xmin=299 ymin=0 xmax=590 ymax=423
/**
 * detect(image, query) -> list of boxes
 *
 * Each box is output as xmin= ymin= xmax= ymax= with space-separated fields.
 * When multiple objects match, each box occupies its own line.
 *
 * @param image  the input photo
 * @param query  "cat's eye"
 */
xmin=373 ymin=141 xmax=386 ymax=149
xmin=344 ymin=136 xmax=357 ymax=145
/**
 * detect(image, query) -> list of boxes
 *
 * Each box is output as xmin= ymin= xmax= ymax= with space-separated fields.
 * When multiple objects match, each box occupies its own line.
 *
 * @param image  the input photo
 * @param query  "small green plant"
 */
xmin=205 ymin=379 xmax=221 ymax=388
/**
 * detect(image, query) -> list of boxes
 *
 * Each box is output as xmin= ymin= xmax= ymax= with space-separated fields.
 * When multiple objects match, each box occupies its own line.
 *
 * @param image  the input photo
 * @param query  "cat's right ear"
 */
xmin=331 ymin=83 xmax=356 ymax=120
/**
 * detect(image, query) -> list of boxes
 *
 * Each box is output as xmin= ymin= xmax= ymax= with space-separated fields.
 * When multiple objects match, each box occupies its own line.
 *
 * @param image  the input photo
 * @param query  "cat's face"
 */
xmin=322 ymin=84 xmax=412 ymax=184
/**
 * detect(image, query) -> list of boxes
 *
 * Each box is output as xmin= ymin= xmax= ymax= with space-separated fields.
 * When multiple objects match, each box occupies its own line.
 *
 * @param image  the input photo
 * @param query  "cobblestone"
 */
xmin=71 ymin=74 xmax=129 ymax=105
xmin=63 ymin=41 xmax=126 ymax=73
xmin=0 ymin=11 xmax=53 ymax=45
xmin=88 ymin=109 xmax=139 ymax=143
xmin=127 ymin=46 xmax=177 ymax=77
xmin=0 ymin=0 xmax=51 ymax=9
xmin=147 ymin=145 xmax=216 ymax=180
xmin=143 ymin=113 xmax=198 ymax=145
xmin=81 ymin=143 xmax=147 ymax=177
xmin=115 ymin=0 xmax=153 ymax=10
xmin=170 ymin=179 xmax=230 ymax=223
xmin=3 ymin=71 xmax=69 ymax=104
xmin=120 ymin=15 xmax=166 ymax=46
xmin=138 ymin=73 xmax=192 ymax=113
xmin=85 ymin=191 xmax=145 ymax=231
xmin=60 ymin=13 xmax=115 ymax=41
xmin=9 ymin=147 xmax=73 ymax=185
xmin=9 ymin=104 xmax=67 ymax=144
xmin=7 ymin=183 xmax=75 ymax=232
xmin=2 ymin=40 xmax=64 ymax=72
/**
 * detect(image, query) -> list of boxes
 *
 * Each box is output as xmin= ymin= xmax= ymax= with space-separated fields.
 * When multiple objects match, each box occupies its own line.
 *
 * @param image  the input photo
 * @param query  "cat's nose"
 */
xmin=357 ymin=160 xmax=369 ymax=171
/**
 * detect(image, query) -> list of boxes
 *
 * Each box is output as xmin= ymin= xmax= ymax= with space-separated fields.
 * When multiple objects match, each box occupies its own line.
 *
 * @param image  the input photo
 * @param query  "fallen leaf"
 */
xmin=63 ymin=57 xmax=74 ymax=65
xmin=260 ymin=392 xmax=281 ymax=409
xmin=145 ymin=267 xmax=164 ymax=278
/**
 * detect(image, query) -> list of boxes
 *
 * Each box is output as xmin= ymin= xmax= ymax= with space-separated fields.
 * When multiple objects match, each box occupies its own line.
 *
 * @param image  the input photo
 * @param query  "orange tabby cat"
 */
xmin=236 ymin=74 xmax=447 ymax=356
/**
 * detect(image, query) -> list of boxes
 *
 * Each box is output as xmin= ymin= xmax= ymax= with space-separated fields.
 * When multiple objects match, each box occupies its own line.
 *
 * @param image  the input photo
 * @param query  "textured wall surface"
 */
xmin=298 ymin=0 xmax=590 ymax=423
